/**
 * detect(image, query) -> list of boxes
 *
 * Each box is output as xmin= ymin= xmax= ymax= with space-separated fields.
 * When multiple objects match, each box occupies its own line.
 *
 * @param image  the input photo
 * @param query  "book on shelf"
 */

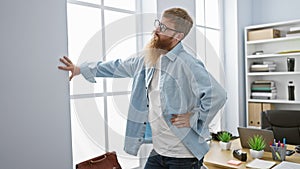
xmin=250 ymin=67 xmax=276 ymax=72
xmin=251 ymin=82 xmax=276 ymax=89
xmin=252 ymin=61 xmax=275 ymax=65
xmin=290 ymin=26 xmax=300 ymax=32
xmin=251 ymin=96 xmax=276 ymax=100
xmin=252 ymin=83 xmax=275 ymax=88
xmin=251 ymin=93 xmax=277 ymax=100
xmin=252 ymin=80 xmax=275 ymax=85
xmin=287 ymin=30 xmax=300 ymax=34
xmin=251 ymin=64 xmax=276 ymax=68
xmin=251 ymin=88 xmax=277 ymax=93
xmin=251 ymin=80 xmax=277 ymax=100
xmin=286 ymin=33 xmax=300 ymax=37
xmin=250 ymin=61 xmax=276 ymax=72
xmin=251 ymin=92 xmax=277 ymax=97
xmin=286 ymin=30 xmax=300 ymax=37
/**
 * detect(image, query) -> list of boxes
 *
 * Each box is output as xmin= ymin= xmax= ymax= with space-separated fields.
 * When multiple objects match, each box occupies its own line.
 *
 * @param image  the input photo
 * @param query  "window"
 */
xmin=195 ymin=0 xmax=225 ymax=132
xmin=67 ymin=0 xmax=156 ymax=168
xmin=67 ymin=1 xmax=223 ymax=168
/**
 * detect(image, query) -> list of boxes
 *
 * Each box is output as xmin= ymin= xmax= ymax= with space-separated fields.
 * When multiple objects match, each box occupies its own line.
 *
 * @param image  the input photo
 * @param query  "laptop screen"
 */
xmin=238 ymin=127 xmax=275 ymax=152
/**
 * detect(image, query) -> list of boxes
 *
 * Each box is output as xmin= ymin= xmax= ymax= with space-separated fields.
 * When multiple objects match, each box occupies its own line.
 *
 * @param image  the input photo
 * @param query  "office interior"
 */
xmin=1 ymin=0 xmax=300 ymax=169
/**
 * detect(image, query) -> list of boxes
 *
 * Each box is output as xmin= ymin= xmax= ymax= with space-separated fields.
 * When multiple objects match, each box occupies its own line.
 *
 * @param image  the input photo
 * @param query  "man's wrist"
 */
xmin=74 ymin=66 xmax=80 ymax=76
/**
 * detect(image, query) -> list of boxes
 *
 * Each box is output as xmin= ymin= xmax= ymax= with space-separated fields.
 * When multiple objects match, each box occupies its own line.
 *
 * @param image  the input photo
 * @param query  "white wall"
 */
xmin=0 ymin=1 xmax=72 ymax=169
xmin=252 ymin=0 xmax=300 ymax=24
xmin=223 ymin=0 xmax=253 ymax=135
xmin=223 ymin=0 xmax=240 ymax=135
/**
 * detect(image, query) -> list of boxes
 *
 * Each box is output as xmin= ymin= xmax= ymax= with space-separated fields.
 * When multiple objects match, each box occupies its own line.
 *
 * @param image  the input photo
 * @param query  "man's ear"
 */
xmin=174 ymin=32 xmax=185 ymax=41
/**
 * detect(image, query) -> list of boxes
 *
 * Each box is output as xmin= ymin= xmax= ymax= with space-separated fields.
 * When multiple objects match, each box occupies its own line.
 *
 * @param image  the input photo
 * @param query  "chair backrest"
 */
xmin=261 ymin=110 xmax=300 ymax=145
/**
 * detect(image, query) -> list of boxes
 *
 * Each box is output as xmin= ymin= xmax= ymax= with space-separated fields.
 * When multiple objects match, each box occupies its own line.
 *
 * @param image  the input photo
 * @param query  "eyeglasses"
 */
xmin=154 ymin=19 xmax=182 ymax=33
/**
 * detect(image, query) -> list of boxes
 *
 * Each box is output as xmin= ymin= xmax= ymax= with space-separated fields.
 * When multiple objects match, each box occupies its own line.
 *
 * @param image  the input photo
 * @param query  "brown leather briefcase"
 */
xmin=76 ymin=151 xmax=122 ymax=169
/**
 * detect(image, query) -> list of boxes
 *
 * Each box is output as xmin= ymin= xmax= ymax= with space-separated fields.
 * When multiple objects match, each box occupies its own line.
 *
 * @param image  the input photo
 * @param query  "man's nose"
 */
xmin=154 ymin=26 xmax=160 ymax=33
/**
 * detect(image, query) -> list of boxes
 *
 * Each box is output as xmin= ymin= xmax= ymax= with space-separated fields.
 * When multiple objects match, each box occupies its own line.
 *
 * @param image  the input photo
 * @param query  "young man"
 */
xmin=59 ymin=8 xmax=226 ymax=169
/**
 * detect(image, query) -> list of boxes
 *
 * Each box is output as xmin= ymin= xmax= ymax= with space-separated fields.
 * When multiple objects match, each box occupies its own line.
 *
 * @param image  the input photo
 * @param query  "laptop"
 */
xmin=238 ymin=127 xmax=275 ymax=152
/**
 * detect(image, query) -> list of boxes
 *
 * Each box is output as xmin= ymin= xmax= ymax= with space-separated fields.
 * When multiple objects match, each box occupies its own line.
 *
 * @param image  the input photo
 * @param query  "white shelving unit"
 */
xmin=245 ymin=19 xmax=300 ymax=127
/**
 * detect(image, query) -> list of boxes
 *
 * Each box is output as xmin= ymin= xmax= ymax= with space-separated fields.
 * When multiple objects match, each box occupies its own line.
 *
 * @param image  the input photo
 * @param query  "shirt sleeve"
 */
xmin=80 ymin=57 xmax=142 ymax=83
xmin=189 ymin=60 xmax=227 ymax=139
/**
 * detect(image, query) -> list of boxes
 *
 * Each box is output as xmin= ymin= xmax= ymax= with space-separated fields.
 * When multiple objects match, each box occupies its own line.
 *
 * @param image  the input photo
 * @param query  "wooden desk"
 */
xmin=204 ymin=139 xmax=300 ymax=169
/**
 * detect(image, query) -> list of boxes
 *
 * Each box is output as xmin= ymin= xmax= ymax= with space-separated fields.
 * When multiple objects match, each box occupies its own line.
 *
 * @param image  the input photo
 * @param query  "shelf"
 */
xmin=247 ymin=36 xmax=300 ymax=45
xmin=247 ymin=52 xmax=300 ymax=59
xmin=248 ymin=99 xmax=300 ymax=104
xmin=245 ymin=20 xmax=300 ymax=128
xmin=248 ymin=72 xmax=300 ymax=76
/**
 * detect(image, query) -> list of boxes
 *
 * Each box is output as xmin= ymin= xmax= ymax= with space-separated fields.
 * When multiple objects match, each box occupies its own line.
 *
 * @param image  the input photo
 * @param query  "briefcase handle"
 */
xmin=89 ymin=154 xmax=107 ymax=164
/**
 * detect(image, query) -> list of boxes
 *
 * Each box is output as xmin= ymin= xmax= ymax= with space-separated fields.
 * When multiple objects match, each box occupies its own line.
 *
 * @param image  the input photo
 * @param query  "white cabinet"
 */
xmin=245 ymin=20 xmax=300 ymax=127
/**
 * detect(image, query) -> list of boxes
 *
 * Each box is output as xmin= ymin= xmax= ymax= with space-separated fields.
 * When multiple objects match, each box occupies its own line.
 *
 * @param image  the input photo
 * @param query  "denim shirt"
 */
xmin=80 ymin=42 xmax=227 ymax=160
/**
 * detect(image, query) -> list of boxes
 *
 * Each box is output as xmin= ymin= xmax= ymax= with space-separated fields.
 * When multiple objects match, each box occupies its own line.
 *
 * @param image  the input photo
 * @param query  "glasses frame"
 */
xmin=154 ymin=19 xmax=182 ymax=33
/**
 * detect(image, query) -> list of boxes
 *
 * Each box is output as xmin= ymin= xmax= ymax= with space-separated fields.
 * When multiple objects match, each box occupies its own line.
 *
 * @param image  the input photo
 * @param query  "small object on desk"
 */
xmin=233 ymin=149 xmax=247 ymax=161
xmin=252 ymin=50 xmax=264 ymax=55
xmin=272 ymin=161 xmax=300 ymax=169
xmin=286 ymin=149 xmax=295 ymax=156
xmin=270 ymin=144 xmax=286 ymax=161
xmin=227 ymin=160 xmax=242 ymax=166
xmin=295 ymin=145 xmax=300 ymax=153
xmin=246 ymin=158 xmax=276 ymax=169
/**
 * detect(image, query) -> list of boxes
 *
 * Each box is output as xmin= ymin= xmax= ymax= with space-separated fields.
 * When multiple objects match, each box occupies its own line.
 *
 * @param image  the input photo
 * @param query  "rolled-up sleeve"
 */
xmin=80 ymin=57 xmax=141 ymax=83
xmin=80 ymin=62 xmax=98 ymax=83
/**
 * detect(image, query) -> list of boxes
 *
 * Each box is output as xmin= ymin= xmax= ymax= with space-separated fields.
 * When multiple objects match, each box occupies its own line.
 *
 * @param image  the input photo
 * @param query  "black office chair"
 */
xmin=261 ymin=110 xmax=300 ymax=145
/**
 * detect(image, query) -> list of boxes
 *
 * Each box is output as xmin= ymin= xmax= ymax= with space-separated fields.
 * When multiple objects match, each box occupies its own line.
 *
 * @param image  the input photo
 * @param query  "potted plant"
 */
xmin=248 ymin=135 xmax=266 ymax=158
xmin=217 ymin=131 xmax=232 ymax=150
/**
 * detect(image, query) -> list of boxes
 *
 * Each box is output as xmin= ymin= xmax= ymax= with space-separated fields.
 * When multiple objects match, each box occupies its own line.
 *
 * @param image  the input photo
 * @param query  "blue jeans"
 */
xmin=144 ymin=150 xmax=203 ymax=169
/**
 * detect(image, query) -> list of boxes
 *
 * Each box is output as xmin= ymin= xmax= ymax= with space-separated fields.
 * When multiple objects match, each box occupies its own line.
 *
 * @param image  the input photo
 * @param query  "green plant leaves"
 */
xmin=247 ymin=135 xmax=266 ymax=151
xmin=217 ymin=131 xmax=232 ymax=142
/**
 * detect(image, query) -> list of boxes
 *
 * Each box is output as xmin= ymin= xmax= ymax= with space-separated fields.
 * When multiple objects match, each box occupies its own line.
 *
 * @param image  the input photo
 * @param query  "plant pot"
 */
xmin=250 ymin=149 xmax=264 ymax=159
xmin=219 ymin=141 xmax=231 ymax=150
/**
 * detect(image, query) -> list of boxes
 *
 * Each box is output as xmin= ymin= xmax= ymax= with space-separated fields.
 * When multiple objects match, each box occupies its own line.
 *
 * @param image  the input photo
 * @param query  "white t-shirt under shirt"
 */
xmin=148 ymin=56 xmax=194 ymax=158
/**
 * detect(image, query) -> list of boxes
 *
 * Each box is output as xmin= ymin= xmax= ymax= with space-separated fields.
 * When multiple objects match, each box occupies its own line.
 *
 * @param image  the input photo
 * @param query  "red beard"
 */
xmin=151 ymin=33 xmax=174 ymax=50
xmin=144 ymin=33 xmax=174 ymax=66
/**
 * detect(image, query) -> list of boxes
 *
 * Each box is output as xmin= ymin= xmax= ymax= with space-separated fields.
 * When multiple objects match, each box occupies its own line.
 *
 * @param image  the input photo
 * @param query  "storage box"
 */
xmin=248 ymin=28 xmax=280 ymax=41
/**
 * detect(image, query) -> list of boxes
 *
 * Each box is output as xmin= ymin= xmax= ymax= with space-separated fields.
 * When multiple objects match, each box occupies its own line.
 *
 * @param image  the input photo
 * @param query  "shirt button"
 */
xmin=138 ymin=138 xmax=142 ymax=142
xmin=144 ymin=122 xmax=147 ymax=125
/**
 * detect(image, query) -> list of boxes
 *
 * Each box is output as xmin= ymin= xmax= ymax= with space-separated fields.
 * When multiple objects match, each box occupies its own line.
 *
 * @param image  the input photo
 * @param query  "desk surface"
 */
xmin=204 ymin=139 xmax=300 ymax=169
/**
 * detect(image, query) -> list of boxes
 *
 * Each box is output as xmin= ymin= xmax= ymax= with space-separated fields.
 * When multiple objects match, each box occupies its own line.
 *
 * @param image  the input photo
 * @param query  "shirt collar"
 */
xmin=164 ymin=42 xmax=183 ymax=62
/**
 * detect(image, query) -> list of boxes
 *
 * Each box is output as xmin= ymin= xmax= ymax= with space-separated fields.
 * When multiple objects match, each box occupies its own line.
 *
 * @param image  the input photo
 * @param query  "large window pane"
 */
xmin=67 ymin=4 xmax=102 ymax=94
xmin=205 ymin=29 xmax=221 ymax=82
xmin=67 ymin=4 xmax=101 ymax=63
xmin=104 ymin=10 xmax=135 ymax=59
xmin=196 ymin=27 xmax=206 ymax=62
xmin=105 ymin=37 xmax=137 ymax=61
xmin=195 ymin=0 xmax=205 ymax=26
xmin=205 ymin=0 xmax=220 ymax=29
xmin=71 ymin=98 xmax=106 ymax=165
xmin=104 ymin=10 xmax=132 ymax=26
xmin=104 ymin=0 xmax=136 ymax=11
xmin=107 ymin=95 xmax=139 ymax=168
